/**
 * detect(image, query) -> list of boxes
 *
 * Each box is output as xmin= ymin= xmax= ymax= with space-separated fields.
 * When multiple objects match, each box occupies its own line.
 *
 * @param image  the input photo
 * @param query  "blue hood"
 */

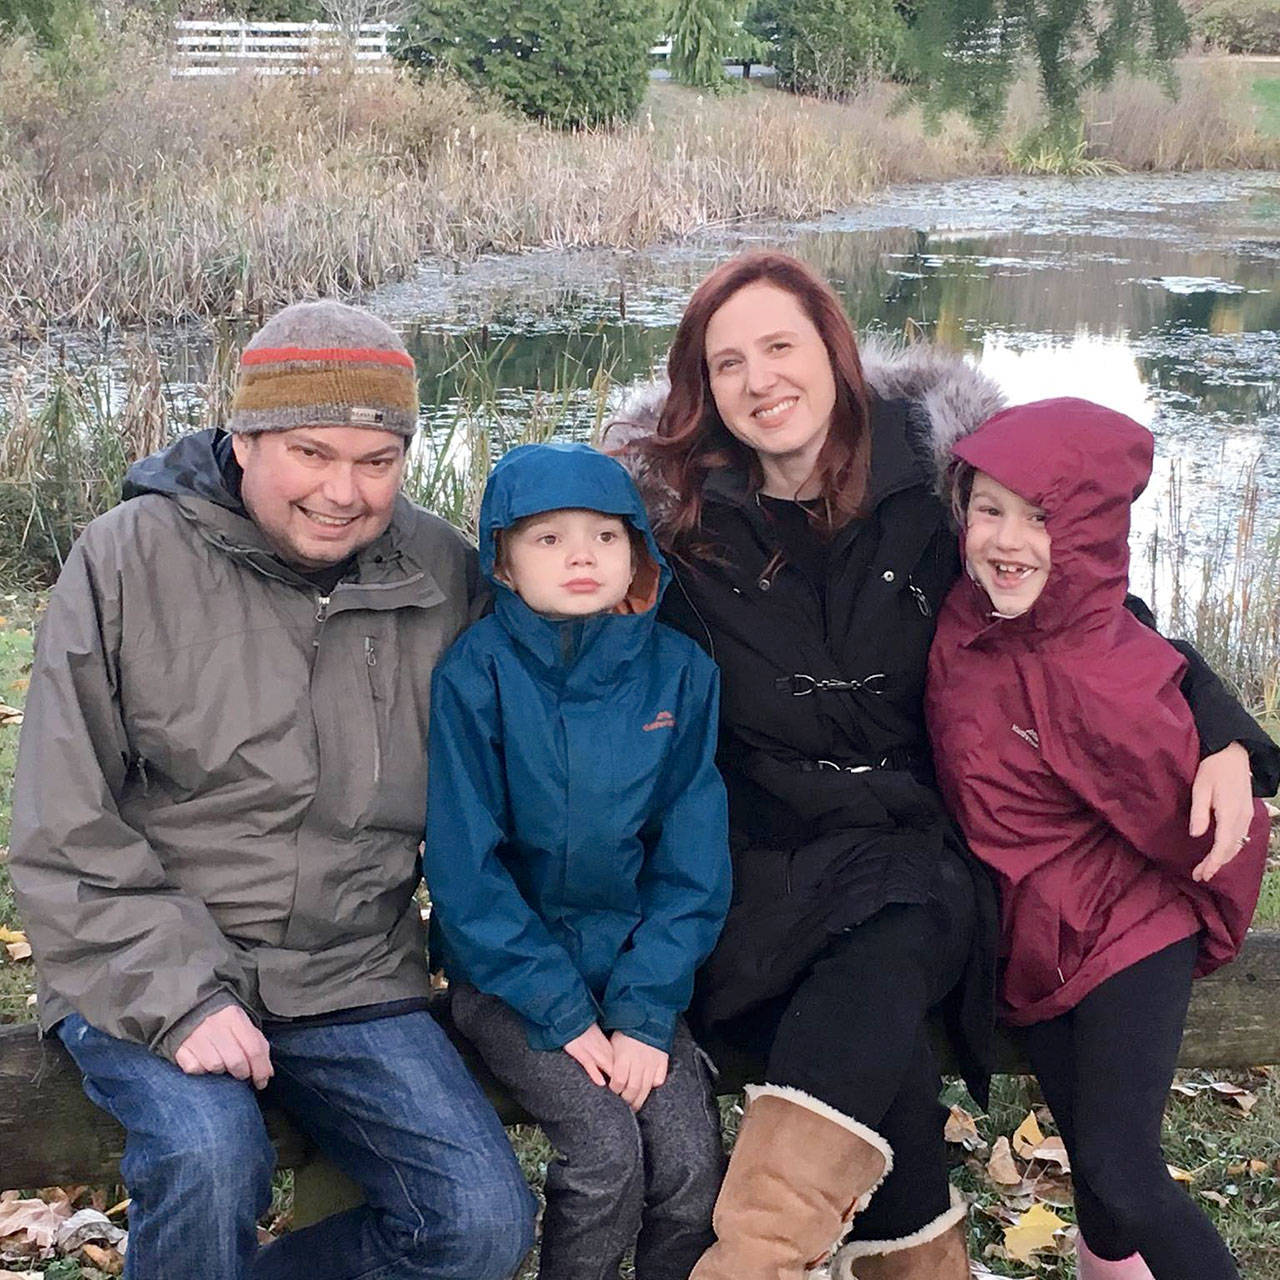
xmin=478 ymin=443 xmax=671 ymax=676
xmin=478 ymin=441 xmax=668 ymax=596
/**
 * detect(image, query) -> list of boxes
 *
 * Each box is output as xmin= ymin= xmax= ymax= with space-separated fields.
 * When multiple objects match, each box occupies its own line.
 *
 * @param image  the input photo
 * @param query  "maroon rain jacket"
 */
xmin=925 ymin=398 xmax=1268 ymax=1026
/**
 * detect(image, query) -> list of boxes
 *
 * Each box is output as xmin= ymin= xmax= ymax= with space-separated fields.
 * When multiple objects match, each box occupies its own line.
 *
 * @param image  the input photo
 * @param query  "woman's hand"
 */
xmin=1190 ymin=741 xmax=1254 ymax=883
xmin=563 ymin=1024 xmax=614 ymax=1086
xmin=607 ymin=1032 xmax=668 ymax=1111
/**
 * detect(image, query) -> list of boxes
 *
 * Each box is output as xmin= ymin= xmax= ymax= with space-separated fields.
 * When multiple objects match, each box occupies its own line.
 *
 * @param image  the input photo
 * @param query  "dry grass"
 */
xmin=0 ymin=22 xmax=987 ymax=331
xmin=1085 ymin=58 xmax=1280 ymax=169
xmin=2 ymin=16 xmax=1274 ymax=332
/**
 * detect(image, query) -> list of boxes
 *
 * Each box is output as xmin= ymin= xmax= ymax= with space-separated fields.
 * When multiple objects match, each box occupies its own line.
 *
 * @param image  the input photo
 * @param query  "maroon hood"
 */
xmin=951 ymin=398 xmax=1154 ymax=639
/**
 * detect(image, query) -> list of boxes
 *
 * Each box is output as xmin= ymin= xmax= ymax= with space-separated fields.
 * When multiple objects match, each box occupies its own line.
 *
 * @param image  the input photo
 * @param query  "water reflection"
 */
xmin=394 ymin=173 xmax=1278 ymax=579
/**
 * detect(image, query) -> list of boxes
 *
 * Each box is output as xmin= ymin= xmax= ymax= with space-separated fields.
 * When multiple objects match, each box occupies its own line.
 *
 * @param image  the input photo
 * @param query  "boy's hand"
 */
xmin=607 ymin=1032 xmax=668 ymax=1111
xmin=175 ymin=1004 xmax=273 ymax=1090
xmin=1191 ymin=741 xmax=1253 ymax=882
xmin=563 ymin=1024 xmax=614 ymax=1086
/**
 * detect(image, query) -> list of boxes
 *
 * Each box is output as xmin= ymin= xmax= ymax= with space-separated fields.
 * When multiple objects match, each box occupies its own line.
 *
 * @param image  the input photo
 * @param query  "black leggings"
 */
xmin=1024 ymin=936 xmax=1240 ymax=1280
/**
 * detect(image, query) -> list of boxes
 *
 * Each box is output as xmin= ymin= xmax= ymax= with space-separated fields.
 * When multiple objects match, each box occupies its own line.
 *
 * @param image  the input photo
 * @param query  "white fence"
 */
xmin=171 ymin=22 xmax=731 ymax=79
xmin=171 ymin=20 xmax=396 ymax=77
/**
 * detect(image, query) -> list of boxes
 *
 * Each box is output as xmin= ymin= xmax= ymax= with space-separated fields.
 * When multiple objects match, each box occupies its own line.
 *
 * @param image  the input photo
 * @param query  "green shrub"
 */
xmin=1194 ymin=0 xmax=1280 ymax=52
xmin=669 ymin=0 xmax=736 ymax=90
xmin=767 ymin=0 xmax=908 ymax=97
xmin=0 ymin=0 xmax=95 ymax=50
xmin=396 ymin=0 xmax=661 ymax=128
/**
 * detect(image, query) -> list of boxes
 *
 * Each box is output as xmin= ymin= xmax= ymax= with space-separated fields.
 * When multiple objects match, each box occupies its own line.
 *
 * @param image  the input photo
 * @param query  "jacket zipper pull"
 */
xmin=908 ymin=581 xmax=932 ymax=618
xmin=365 ymin=637 xmax=377 ymax=667
xmin=315 ymin=594 xmax=331 ymax=624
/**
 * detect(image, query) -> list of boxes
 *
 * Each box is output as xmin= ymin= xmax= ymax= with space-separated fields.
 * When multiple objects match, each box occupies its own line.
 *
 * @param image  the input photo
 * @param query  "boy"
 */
xmin=424 ymin=441 xmax=732 ymax=1280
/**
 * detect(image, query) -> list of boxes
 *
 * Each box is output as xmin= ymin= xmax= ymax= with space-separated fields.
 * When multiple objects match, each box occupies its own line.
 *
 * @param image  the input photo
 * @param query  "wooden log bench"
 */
xmin=4 ymin=931 xmax=1279 ymax=1225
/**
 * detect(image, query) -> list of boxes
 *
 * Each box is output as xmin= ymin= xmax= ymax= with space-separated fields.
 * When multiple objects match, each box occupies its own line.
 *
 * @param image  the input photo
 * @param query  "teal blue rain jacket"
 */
xmin=424 ymin=442 xmax=731 ymax=1053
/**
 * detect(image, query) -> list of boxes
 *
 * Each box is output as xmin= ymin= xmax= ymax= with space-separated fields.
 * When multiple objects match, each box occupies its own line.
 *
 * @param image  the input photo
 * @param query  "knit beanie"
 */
xmin=228 ymin=300 xmax=418 ymax=438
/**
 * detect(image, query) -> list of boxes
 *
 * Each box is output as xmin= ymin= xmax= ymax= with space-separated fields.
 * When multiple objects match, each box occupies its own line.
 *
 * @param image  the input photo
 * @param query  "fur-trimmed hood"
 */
xmin=603 ymin=335 xmax=1005 ymax=529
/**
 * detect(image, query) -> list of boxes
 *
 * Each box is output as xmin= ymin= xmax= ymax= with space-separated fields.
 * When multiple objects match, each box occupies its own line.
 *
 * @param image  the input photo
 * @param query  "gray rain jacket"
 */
xmin=10 ymin=430 xmax=479 ymax=1060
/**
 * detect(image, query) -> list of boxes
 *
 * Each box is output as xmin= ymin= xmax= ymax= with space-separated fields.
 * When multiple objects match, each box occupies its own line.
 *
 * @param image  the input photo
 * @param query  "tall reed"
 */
xmin=2 ymin=18 xmax=1274 ymax=333
xmin=1146 ymin=458 xmax=1280 ymax=718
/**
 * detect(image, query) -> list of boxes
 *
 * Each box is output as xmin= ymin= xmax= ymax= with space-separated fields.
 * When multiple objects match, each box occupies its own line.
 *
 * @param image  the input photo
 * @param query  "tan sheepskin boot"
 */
xmin=689 ymin=1084 xmax=893 ymax=1280
xmin=831 ymin=1190 xmax=971 ymax=1280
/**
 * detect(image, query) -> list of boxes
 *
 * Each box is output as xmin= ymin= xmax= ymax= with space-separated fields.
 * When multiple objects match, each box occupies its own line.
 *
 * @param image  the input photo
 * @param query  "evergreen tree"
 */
xmin=668 ymin=0 xmax=739 ymax=90
xmin=397 ymin=0 xmax=661 ymax=128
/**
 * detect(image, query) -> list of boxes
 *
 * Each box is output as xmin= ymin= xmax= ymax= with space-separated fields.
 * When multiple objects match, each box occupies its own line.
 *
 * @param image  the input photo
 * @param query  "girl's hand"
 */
xmin=563 ymin=1024 xmax=614 ymax=1086
xmin=1191 ymin=741 xmax=1254 ymax=883
xmin=607 ymin=1032 xmax=668 ymax=1111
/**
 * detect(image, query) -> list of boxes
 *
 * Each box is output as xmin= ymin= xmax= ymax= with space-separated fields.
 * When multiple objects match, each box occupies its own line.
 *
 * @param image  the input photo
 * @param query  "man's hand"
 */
xmin=563 ymin=1024 xmax=614 ymax=1087
xmin=607 ymin=1032 xmax=668 ymax=1112
xmin=1191 ymin=742 xmax=1254 ymax=883
xmin=174 ymin=1005 xmax=273 ymax=1090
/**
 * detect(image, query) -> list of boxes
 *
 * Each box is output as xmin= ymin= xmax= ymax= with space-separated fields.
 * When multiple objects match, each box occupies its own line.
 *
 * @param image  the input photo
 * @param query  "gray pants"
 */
xmin=451 ymin=985 xmax=725 ymax=1280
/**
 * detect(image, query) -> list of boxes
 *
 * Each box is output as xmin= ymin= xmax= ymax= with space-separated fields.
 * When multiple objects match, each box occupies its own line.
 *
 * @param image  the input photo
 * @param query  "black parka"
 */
xmin=656 ymin=395 xmax=1000 ymax=1100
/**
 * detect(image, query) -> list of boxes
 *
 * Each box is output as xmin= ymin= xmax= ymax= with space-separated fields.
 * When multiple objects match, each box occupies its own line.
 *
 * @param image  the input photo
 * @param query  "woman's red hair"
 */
xmin=621 ymin=251 xmax=872 ymax=544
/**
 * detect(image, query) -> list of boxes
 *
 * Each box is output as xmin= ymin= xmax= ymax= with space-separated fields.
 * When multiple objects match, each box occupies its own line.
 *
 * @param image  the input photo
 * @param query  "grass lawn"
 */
xmin=1 ymin=597 xmax=1278 ymax=1277
xmin=1253 ymin=68 xmax=1280 ymax=137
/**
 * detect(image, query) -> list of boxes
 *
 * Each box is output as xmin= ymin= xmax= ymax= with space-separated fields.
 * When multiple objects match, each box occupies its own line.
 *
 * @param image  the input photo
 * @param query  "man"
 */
xmin=9 ymin=301 xmax=536 ymax=1280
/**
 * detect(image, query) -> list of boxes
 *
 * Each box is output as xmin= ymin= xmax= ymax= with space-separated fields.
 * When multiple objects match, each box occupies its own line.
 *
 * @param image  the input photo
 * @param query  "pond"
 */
xmin=365 ymin=168 xmax=1280 ymax=591
xmin=20 ymin=169 xmax=1280 ymax=595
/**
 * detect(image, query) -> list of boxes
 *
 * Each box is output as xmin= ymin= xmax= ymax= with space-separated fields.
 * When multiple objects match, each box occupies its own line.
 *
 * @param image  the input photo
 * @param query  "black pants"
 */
xmin=1024 ymin=936 xmax=1240 ymax=1280
xmin=710 ymin=852 xmax=976 ymax=1247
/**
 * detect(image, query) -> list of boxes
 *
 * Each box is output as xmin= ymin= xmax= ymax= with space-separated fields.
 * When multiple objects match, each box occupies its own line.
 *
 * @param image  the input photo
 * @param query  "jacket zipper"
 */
xmin=365 ymin=636 xmax=382 ymax=786
xmin=673 ymin=569 xmax=716 ymax=661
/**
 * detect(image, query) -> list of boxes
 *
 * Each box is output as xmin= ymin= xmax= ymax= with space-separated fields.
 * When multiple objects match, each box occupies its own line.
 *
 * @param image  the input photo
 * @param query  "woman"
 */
xmin=608 ymin=251 xmax=1276 ymax=1280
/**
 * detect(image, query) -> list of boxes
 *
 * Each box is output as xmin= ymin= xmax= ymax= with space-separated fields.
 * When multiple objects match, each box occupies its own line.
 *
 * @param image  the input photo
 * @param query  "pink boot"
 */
xmin=1077 ymin=1236 xmax=1155 ymax=1279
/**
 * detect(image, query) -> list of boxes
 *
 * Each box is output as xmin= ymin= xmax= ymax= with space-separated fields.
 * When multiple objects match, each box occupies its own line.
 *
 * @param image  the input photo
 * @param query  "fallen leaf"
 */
xmin=1027 ymin=1170 xmax=1075 ymax=1207
xmin=105 ymin=1198 xmax=130 ymax=1219
xmin=0 ymin=1194 xmax=72 ymax=1248
xmin=81 ymin=1241 xmax=124 ymax=1274
xmin=945 ymin=1105 xmax=986 ymax=1151
xmin=1025 ymin=1136 xmax=1071 ymax=1172
xmin=56 ymin=1207 xmax=126 ymax=1250
xmin=1201 ymin=1189 xmax=1230 ymax=1206
xmin=1210 ymin=1082 xmax=1257 ymax=1114
xmin=987 ymin=1136 xmax=1023 ymax=1186
xmin=4 ymin=940 xmax=31 ymax=962
xmin=1266 ymin=801 xmax=1280 ymax=820
xmin=0 ymin=927 xmax=25 ymax=945
xmin=0 ymin=703 xmax=22 ymax=726
xmin=1003 ymin=1202 xmax=1067 ymax=1262
xmin=1168 ymin=1164 xmax=1195 ymax=1184
xmin=1012 ymin=1111 xmax=1046 ymax=1159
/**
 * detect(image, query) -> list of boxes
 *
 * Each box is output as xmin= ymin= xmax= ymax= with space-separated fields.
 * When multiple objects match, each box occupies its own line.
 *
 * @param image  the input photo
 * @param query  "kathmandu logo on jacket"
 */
xmin=1011 ymin=723 xmax=1040 ymax=750
xmin=644 ymin=710 xmax=676 ymax=732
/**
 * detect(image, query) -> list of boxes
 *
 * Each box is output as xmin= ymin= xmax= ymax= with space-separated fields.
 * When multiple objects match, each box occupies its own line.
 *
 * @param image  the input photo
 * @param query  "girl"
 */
xmin=424 ymin=441 xmax=732 ymax=1280
xmin=926 ymin=397 xmax=1274 ymax=1280
xmin=608 ymin=251 xmax=1275 ymax=1280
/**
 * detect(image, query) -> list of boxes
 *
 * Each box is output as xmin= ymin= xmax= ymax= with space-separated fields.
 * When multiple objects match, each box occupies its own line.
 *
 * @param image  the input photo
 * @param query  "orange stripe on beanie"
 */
xmin=229 ymin=301 xmax=418 ymax=438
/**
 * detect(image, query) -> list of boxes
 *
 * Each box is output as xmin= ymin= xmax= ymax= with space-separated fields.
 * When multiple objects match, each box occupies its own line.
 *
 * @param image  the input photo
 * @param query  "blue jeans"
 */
xmin=57 ymin=1010 xmax=536 ymax=1280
